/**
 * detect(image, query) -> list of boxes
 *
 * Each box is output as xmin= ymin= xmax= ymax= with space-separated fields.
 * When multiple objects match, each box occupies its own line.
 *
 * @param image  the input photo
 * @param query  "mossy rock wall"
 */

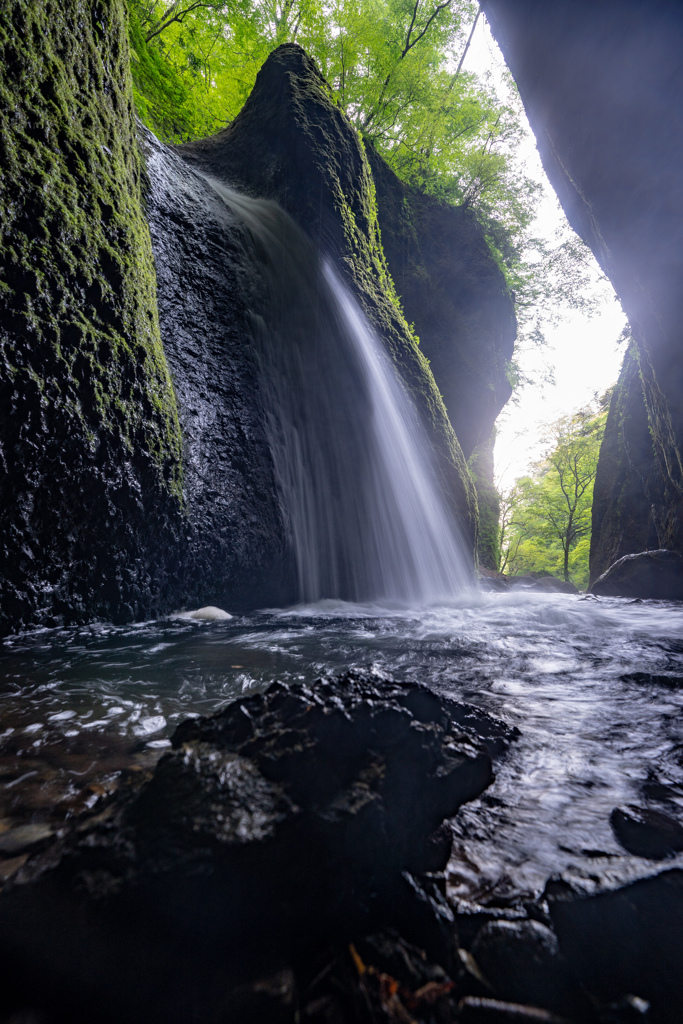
xmin=142 ymin=130 xmax=297 ymax=609
xmin=483 ymin=0 xmax=683 ymax=568
xmin=0 ymin=0 xmax=184 ymax=632
xmin=179 ymin=43 xmax=478 ymax=549
xmin=366 ymin=144 xmax=516 ymax=462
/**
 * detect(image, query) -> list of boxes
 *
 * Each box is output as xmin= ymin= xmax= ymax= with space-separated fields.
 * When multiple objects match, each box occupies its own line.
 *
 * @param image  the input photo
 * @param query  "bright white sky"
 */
xmin=464 ymin=14 xmax=627 ymax=488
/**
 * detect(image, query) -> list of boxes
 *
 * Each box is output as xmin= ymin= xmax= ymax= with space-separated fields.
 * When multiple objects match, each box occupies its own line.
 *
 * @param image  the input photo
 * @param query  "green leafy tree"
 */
xmin=128 ymin=0 xmax=604 ymax=361
xmin=501 ymin=401 xmax=607 ymax=587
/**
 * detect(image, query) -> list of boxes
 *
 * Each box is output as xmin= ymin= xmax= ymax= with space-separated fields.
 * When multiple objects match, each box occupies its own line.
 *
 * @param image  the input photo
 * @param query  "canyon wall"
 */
xmin=179 ymin=44 xmax=479 ymax=547
xmin=0 ymin=17 xmax=517 ymax=630
xmin=482 ymin=0 xmax=683 ymax=585
xmin=0 ymin=0 xmax=185 ymax=632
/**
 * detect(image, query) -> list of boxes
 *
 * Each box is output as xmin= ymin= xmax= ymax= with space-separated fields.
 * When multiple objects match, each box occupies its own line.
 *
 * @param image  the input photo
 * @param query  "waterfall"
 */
xmin=205 ymin=176 xmax=471 ymax=604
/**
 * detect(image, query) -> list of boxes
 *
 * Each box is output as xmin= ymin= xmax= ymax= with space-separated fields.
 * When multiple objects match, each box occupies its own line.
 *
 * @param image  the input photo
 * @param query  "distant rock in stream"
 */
xmin=610 ymin=805 xmax=683 ymax=860
xmin=591 ymin=550 xmax=683 ymax=600
xmin=477 ymin=570 xmax=579 ymax=595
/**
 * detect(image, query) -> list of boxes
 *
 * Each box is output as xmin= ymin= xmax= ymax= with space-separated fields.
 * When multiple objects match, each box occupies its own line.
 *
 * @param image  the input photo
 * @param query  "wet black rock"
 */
xmin=143 ymin=130 xmax=297 ymax=610
xmin=590 ymin=550 xmax=683 ymax=599
xmin=470 ymin=919 xmax=593 ymax=1021
xmin=548 ymin=870 xmax=683 ymax=1024
xmin=0 ymin=672 xmax=500 ymax=1023
xmin=620 ymin=672 xmax=683 ymax=691
xmin=610 ymin=805 xmax=683 ymax=860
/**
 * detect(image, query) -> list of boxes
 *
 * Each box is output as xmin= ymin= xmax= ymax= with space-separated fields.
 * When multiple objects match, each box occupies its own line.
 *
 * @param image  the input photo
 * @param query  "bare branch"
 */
xmin=145 ymin=0 xmax=224 ymax=41
xmin=402 ymin=0 xmax=452 ymax=56
xmin=447 ymin=4 xmax=480 ymax=90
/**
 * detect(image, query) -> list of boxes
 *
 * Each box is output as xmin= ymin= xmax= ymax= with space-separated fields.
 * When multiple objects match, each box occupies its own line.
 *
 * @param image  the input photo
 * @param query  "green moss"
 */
xmin=0 ymin=0 xmax=183 ymax=499
xmin=330 ymin=125 xmax=478 ymax=532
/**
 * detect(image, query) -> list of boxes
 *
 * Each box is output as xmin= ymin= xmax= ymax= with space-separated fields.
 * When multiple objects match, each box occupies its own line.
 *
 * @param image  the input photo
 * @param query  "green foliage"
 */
xmin=500 ymin=402 xmax=607 ymax=588
xmin=128 ymin=0 xmax=600 ymax=359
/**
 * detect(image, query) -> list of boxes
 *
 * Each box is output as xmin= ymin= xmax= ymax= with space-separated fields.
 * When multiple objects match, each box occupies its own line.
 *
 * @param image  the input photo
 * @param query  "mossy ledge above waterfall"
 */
xmin=179 ymin=43 xmax=478 ymax=546
xmin=0 ymin=0 xmax=184 ymax=632
xmin=364 ymin=141 xmax=516 ymax=464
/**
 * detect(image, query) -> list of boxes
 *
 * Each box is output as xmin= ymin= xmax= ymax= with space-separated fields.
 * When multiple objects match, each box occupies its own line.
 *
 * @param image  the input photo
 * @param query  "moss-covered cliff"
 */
xmin=179 ymin=44 xmax=479 ymax=548
xmin=0 ymin=21 xmax=523 ymax=628
xmin=364 ymin=143 xmax=516 ymax=571
xmin=0 ymin=0 xmax=184 ymax=631
xmin=365 ymin=144 xmax=515 ymax=463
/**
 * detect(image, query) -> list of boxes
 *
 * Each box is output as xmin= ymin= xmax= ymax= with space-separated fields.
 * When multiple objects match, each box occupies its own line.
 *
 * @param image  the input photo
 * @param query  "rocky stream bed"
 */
xmin=2 ymin=594 xmax=683 ymax=1022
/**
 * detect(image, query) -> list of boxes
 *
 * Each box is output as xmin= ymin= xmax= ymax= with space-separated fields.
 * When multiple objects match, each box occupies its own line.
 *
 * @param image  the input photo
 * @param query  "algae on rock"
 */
xmin=0 ymin=0 xmax=184 ymax=632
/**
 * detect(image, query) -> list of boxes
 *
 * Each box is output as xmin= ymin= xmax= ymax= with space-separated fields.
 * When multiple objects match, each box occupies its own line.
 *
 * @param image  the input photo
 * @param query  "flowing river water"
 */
xmin=3 ymin=591 xmax=683 ymax=902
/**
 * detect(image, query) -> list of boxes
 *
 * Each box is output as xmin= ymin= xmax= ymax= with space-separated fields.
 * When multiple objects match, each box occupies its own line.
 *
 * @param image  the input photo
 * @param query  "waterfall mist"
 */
xmin=206 ymin=177 xmax=471 ymax=604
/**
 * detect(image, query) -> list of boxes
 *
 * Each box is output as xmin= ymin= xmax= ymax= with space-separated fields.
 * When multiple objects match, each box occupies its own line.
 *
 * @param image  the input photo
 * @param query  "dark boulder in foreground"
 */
xmin=610 ymin=805 xmax=683 ymax=860
xmin=548 ymin=870 xmax=683 ymax=1024
xmin=0 ymin=672 xmax=502 ymax=1023
xmin=590 ymin=549 xmax=683 ymax=599
xmin=7 ymin=671 xmax=683 ymax=1022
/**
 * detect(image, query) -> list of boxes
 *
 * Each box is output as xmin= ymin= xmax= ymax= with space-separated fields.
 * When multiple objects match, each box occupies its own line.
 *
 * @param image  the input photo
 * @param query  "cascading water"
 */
xmin=205 ymin=177 xmax=471 ymax=604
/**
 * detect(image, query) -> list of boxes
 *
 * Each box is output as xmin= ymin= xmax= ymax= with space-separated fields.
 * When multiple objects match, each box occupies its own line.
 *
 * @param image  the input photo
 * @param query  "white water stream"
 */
xmin=206 ymin=177 xmax=470 ymax=603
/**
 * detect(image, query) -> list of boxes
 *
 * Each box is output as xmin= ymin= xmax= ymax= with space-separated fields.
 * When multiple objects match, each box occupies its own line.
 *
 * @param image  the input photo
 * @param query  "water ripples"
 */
xmin=3 ymin=592 xmax=683 ymax=898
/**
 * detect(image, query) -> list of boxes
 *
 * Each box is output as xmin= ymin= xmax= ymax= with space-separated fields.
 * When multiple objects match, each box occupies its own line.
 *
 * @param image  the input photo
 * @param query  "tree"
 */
xmin=500 ymin=402 xmax=606 ymax=586
xmin=128 ymin=0 xmax=604 ymax=355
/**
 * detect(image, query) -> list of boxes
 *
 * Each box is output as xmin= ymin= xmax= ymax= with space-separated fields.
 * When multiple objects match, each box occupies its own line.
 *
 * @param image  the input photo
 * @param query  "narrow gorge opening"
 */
xmin=2 ymin=2 xmax=683 ymax=1022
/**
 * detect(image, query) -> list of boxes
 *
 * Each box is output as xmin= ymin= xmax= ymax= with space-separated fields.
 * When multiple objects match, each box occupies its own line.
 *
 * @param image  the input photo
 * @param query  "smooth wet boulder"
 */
xmin=610 ymin=806 xmax=683 ymax=860
xmin=591 ymin=550 xmax=683 ymax=599
xmin=548 ymin=870 xmax=683 ymax=1024
xmin=0 ymin=672 xmax=501 ymax=1023
xmin=620 ymin=672 xmax=683 ymax=691
xmin=470 ymin=919 xmax=592 ymax=1021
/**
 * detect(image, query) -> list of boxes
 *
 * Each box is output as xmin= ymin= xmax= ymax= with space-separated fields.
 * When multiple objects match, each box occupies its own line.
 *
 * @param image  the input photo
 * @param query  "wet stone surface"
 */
xmin=0 ymin=672 xmax=499 ymax=1022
